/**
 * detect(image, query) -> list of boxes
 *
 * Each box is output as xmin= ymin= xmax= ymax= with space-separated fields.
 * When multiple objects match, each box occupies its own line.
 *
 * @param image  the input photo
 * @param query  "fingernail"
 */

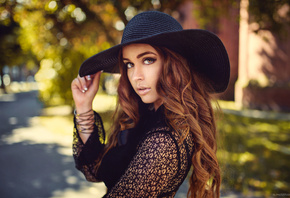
xmin=86 ymin=75 xmax=91 ymax=80
xmin=101 ymin=70 xmax=104 ymax=73
xmin=82 ymin=89 xmax=86 ymax=93
xmin=84 ymin=87 xmax=88 ymax=91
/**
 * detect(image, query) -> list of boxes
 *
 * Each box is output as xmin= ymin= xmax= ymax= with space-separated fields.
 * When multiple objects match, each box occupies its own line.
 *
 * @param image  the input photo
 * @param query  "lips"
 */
xmin=137 ymin=86 xmax=151 ymax=95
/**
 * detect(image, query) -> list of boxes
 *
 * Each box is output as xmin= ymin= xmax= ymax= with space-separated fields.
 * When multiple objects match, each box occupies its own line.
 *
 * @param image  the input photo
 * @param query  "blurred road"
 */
xmin=0 ymin=91 xmax=106 ymax=198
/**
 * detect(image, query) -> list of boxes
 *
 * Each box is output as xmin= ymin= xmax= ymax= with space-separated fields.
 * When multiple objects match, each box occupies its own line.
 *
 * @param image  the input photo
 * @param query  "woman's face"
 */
xmin=122 ymin=43 xmax=163 ymax=110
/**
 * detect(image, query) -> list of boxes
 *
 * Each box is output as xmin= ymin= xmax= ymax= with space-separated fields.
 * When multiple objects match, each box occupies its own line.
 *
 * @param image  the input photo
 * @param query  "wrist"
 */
xmin=75 ymin=105 xmax=93 ymax=114
xmin=75 ymin=109 xmax=95 ymax=135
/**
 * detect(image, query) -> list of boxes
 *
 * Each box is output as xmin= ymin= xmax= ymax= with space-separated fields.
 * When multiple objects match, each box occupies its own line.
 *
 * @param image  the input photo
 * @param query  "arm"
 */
xmin=73 ymin=111 xmax=105 ymax=182
xmin=71 ymin=71 xmax=102 ymax=143
xmin=71 ymin=71 xmax=104 ymax=181
xmin=106 ymin=132 xmax=179 ymax=197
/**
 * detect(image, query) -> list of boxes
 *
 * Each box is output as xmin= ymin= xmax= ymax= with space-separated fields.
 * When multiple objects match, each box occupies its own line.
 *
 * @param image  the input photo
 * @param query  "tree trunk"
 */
xmin=0 ymin=68 xmax=7 ymax=93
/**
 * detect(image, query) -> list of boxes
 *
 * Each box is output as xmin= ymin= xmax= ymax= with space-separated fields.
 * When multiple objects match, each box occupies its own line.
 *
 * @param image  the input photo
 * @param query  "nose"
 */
xmin=132 ymin=65 xmax=144 ymax=81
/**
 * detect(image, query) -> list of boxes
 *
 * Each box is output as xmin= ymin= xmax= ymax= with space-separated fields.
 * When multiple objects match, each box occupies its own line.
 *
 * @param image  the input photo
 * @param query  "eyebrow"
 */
xmin=123 ymin=51 xmax=157 ymax=61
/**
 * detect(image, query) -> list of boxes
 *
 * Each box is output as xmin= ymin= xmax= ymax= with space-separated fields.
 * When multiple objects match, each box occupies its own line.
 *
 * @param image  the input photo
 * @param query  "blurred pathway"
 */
xmin=0 ymin=91 xmax=106 ymax=198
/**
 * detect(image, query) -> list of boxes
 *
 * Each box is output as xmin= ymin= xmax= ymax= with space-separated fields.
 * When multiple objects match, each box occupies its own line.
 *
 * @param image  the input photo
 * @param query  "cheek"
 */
xmin=127 ymin=70 xmax=133 ymax=85
xmin=154 ymin=63 xmax=163 ymax=84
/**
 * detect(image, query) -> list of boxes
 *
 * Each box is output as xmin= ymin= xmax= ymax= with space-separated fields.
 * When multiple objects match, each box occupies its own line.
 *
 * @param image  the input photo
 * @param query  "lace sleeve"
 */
xmin=106 ymin=131 xmax=179 ymax=197
xmin=73 ymin=111 xmax=105 ymax=182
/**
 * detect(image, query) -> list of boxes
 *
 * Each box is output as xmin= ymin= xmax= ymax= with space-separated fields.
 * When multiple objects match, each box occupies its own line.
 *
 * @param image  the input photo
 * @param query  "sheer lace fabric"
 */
xmin=73 ymin=112 xmax=105 ymax=182
xmin=73 ymin=111 xmax=194 ymax=197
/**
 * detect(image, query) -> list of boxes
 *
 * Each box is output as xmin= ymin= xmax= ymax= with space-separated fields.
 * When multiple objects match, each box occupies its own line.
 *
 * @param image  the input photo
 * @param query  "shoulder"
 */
xmin=143 ymin=129 xmax=176 ymax=148
xmin=134 ymin=128 xmax=180 ymax=171
xmin=143 ymin=126 xmax=174 ymax=142
xmin=138 ymin=126 xmax=179 ymax=157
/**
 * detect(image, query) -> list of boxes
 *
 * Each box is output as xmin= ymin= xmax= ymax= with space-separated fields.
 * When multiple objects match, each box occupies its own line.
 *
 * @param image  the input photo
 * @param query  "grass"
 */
xmin=217 ymin=112 xmax=290 ymax=196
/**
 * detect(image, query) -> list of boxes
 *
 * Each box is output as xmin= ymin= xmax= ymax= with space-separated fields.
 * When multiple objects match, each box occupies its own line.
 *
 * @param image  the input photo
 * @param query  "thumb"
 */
xmin=93 ymin=70 xmax=102 ymax=86
xmin=89 ymin=70 xmax=102 ymax=94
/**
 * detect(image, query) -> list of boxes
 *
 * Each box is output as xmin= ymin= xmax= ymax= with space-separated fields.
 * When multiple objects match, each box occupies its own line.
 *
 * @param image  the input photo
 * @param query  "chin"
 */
xmin=141 ymin=99 xmax=154 ymax=104
xmin=141 ymin=96 xmax=158 ymax=104
xmin=140 ymin=96 xmax=157 ymax=104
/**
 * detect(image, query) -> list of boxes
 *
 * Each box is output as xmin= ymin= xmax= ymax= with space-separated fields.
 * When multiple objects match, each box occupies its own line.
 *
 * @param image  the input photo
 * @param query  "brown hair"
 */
xmin=99 ymin=45 xmax=221 ymax=198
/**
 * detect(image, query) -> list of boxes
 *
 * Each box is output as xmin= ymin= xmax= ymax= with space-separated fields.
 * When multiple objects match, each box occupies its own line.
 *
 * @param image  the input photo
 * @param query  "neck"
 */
xmin=154 ymin=99 xmax=163 ymax=111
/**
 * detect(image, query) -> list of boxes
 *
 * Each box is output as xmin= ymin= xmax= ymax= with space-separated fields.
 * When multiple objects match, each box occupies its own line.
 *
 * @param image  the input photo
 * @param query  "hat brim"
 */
xmin=79 ymin=29 xmax=230 ymax=93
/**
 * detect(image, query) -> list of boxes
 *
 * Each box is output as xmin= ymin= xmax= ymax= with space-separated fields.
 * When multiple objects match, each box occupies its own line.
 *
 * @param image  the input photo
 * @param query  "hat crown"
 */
xmin=80 ymin=11 xmax=230 ymax=93
xmin=121 ymin=11 xmax=183 ymax=44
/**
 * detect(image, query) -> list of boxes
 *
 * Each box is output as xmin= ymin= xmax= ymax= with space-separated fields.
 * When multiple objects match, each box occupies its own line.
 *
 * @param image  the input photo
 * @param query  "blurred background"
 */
xmin=0 ymin=0 xmax=289 ymax=197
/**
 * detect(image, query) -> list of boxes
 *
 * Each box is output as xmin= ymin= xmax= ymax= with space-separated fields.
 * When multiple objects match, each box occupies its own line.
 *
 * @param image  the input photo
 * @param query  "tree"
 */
xmin=193 ymin=0 xmax=290 ymax=37
xmin=0 ymin=0 xmax=185 ymax=106
xmin=2 ymin=0 xmax=288 ymax=106
xmin=248 ymin=0 xmax=290 ymax=37
xmin=0 ymin=1 xmax=27 ymax=92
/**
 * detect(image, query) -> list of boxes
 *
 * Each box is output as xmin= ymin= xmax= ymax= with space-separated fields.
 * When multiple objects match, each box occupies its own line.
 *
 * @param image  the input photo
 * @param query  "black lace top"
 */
xmin=73 ymin=106 xmax=195 ymax=197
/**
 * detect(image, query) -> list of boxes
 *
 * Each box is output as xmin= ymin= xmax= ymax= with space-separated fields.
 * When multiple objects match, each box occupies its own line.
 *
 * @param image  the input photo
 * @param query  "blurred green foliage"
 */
xmin=1 ymin=0 xmax=289 ymax=105
xmin=193 ymin=0 xmax=290 ymax=37
xmin=192 ymin=0 xmax=240 ymax=31
xmin=249 ymin=0 xmax=290 ymax=38
xmin=0 ymin=0 xmax=185 ymax=106
xmin=217 ymin=113 xmax=290 ymax=196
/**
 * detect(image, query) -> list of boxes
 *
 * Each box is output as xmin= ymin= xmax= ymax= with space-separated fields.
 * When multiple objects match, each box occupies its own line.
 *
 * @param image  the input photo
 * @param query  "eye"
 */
xmin=144 ymin=58 xmax=156 ymax=65
xmin=125 ymin=62 xmax=134 ymax=69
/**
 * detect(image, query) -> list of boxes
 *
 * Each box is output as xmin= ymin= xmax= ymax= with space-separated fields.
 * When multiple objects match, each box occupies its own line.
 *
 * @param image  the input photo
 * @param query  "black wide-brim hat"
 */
xmin=79 ymin=11 xmax=230 ymax=93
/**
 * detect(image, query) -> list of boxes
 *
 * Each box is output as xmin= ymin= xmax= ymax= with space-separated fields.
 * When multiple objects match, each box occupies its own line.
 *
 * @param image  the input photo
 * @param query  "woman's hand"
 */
xmin=71 ymin=71 xmax=102 ymax=113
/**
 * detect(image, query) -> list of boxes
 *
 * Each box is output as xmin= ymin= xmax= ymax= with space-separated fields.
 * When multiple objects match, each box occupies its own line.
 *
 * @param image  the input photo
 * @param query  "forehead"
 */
xmin=122 ymin=43 xmax=158 ymax=58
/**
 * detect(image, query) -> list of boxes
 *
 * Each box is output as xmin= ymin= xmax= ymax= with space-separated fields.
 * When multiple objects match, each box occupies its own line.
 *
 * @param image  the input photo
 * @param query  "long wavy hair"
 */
xmin=100 ymin=44 xmax=221 ymax=198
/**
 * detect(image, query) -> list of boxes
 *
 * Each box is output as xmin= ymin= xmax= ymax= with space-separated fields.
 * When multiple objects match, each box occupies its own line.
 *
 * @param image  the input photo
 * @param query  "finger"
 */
xmin=71 ymin=77 xmax=82 ymax=91
xmin=93 ymin=71 xmax=102 ymax=88
xmin=77 ymin=75 xmax=88 ymax=92
xmin=87 ymin=71 xmax=102 ymax=94
xmin=85 ymin=74 xmax=96 ymax=89
xmin=85 ymin=75 xmax=92 ymax=81
xmin=93 ymin=70 xmax=103 ymax=83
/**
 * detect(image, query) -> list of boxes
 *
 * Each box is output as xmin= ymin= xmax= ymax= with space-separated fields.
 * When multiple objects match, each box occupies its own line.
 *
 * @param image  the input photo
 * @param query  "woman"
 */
xmin=71 ymin=11 xmax=230 ymax=197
